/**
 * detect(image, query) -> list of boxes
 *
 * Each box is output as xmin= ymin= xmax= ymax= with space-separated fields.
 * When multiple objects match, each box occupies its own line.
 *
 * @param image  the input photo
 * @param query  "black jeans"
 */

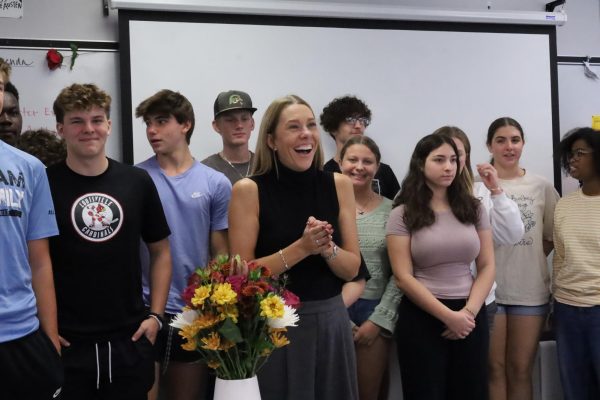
xmin=396 ymin=297 xmax=489 ymax=400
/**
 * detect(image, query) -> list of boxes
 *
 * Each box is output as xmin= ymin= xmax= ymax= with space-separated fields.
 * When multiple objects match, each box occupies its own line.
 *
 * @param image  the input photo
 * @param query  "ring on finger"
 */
xmin=315 ymin=239 xmax=319 ymax=245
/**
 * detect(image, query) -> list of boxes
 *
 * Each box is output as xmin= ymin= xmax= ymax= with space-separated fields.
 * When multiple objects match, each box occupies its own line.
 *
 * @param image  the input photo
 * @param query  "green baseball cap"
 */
xmin=214 ymin=90 xmax=257 ymax=118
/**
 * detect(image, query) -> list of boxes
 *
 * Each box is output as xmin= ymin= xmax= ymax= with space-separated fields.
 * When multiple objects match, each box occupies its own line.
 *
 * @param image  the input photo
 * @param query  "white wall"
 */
xmin=1 ymin=0 xmax=599 ymax=170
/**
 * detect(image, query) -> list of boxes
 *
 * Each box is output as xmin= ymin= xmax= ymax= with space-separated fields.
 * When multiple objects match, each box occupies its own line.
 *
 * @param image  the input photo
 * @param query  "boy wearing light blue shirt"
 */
xmin=0 ymin=57 xmax=63 ymax=400
xmin=136 ymin=89 xmax=231 ymax=400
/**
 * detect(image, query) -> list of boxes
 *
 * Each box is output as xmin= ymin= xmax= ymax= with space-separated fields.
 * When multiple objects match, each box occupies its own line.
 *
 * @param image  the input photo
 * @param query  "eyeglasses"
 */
xmin=344 ymin=116 xmax=370 ymax=127
xmin=568 ymin=149 xmax=594 ymax=160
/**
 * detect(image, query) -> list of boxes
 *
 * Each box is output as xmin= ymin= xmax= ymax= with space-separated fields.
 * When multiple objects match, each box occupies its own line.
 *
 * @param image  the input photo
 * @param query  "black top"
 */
xmin=47 ymin=159 xmax=170 ymax=340
xmin=323 ymin=158 xmax=400 ymax=201
xmin=252 ymin=161 xmax=360 ymax=301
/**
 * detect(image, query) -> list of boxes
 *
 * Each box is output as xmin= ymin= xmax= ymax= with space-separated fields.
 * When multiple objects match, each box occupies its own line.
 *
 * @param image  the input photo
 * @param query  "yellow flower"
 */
xmin=270 ymin=331 xmax=290 ymax=348
xmin=179 ymin=322 xmax=201 ymax=341
xmin=195 ymin=313 xmax=221 ymax=330
xmin=201 ymin=332 xmax=221 ymax=351
xmin=181 ymin=337 xmax=197 ymax=351
xmin=260 ymin=296 xmax=284 ymax=319
xmin=218 ymin=304 xmax=239 ymax=323
xmin=192 ymin=285 xmax=212 ymax=307
xmin=210 ymin=283 xmax=238 ymax=305
xmin=207 ymin=360 xmax=221 ymax=369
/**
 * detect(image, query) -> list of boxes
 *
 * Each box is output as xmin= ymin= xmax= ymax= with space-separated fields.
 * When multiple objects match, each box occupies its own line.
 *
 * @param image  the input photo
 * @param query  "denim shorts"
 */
xmin=347 ymin=298 xmax=379 ymax=326
xmin=496 ymin=303 xmax=549 ymax=316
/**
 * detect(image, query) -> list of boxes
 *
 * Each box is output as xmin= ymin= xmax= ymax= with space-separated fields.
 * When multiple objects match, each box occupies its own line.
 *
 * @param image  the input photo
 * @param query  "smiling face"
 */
xmin=213 ymin=109 xmax=254 ymax=148
xmin=144 ymin=113 xmax=190 ymax=155
xmin=424 ymin=143 xmax=457 ymax=190
xmin=340 ymin=143 xmax=379 ymax=190
xmin=0 ymin=91 xmax=23 ymax=146
xmin=487 ymin=125 xmax=524 ymax=170
xmin=57 ymin=106 xmax=111 ymax=161
xmin=568 ymin=138 xmax=596 ymax=182
xmin=267 ymin=104 xmax=319 ymax=172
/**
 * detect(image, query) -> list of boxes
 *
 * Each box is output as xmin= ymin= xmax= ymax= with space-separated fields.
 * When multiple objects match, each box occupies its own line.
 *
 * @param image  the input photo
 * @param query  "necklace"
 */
xmin=355 ymin=193 xmax=376 ymax=215
xmin=219 ymin=151 xmax=252 ymax=178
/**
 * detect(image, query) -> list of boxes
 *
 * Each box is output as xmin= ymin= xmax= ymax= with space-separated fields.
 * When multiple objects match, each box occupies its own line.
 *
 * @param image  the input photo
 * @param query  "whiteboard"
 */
xmin=122 ymin=14 xmax=558 ymax=187
xmin=558 ymin=62 xmax=600 ymax=194
xmin=0 ymin=48 xmax=122 ymax=160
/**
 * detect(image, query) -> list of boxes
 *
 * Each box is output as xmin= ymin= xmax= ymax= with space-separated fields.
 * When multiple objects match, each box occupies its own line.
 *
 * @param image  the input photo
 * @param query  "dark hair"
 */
xmin=434 ymin=126 xmax=473 ymax=193
xmin=393 ymin=133 xmax=480 ymax=232
xmin=135 ymin=89 xmax=195 ymax=144
xmin=339 ymin=135 xmax=381 ymax=164
xmin=486 ymin=117 xmax=525 ymax=146
xmin=319 ymin=95 xmax=372 ymax=139
xmin=557 ymin=127 xmax=600 ymax=178
xmin=16 ymin=129 xmax=66 ymax=167
xmin=4 ymin=81 xmax=19 ymax=101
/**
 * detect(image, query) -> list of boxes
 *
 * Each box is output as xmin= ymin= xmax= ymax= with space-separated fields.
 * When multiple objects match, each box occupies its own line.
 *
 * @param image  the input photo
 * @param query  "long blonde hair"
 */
xmin=252 ymin=94 xmax=324 ymax=176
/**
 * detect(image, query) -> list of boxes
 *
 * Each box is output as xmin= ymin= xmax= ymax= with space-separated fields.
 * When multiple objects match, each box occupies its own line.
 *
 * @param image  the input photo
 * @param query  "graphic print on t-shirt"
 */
xmin=0 ymin=167 xmax=25 ymax=218
xmin=71 ymin=192 xmax=123 ymax=242
xmin=508 ymin=193 xmax=535 ymax=246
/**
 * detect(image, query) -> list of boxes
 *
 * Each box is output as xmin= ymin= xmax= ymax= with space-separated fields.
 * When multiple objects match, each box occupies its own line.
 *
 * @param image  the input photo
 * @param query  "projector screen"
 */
xmin=120 ymin=12 xmax=560 ymax=189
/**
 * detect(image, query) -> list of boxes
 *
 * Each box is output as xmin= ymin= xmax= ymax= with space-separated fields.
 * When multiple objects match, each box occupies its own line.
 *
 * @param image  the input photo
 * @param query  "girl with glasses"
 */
xmin=553 ymin=127 xmax=600 ymax=400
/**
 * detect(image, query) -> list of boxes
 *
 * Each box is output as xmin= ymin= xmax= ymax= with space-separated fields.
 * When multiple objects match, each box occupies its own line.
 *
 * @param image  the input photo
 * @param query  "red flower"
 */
xmin=226 ymin=274 xmax=246 ymax=295
xmin=181 ymin=283 xmax=199 ymax=307
xmin=187 ymin=272 xmax=202 ymax=287
xmin=241 ymin=281 xmax=269 ymax=297
xmin=281 ymin=289 xmax=301 ymax=309
xmin=46 ymin=49 xmax=63 ymax=70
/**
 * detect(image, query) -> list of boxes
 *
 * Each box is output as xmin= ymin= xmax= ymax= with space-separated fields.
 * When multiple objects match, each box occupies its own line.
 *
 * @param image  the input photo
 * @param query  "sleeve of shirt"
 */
xmin=28 ymin=162 xmax=58 ymax=241
xmin=369 ymin=268 xmax=403 ymax=334
xmin=489 ymin=191 xmax=524 ymax=245
xmin=140 ymin=170 xmax=171 ymax=243
xmin=543 ymin=181 xmax=560 ymax=242
xmin=552 ymin=200 xmax=565 ymax=291
xmin=380 ymin=164 xmax=400 ymax=200
xmin=210 ymin=174 xmax=232 ymax=232
xmin=386 ymin=205 xmax=409 ymax=236
xmin=475 ymin=203 xmax=491 ymax=231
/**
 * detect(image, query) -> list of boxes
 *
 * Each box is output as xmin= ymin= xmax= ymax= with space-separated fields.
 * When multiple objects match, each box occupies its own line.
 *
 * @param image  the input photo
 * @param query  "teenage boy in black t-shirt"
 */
xmin=46 ymin=83 xmax=172 ymax=400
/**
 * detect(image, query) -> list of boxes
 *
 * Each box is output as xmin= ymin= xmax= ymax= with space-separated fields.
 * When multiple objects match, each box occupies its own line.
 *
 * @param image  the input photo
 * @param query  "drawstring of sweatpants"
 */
xmin=94 ymin=341 xmax=113 ymax=389
xmin=161 ymin=325 xmax=174 ymax=375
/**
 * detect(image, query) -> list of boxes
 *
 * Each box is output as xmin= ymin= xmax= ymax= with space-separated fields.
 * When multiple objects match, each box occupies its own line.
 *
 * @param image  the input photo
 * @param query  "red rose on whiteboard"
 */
xmin=46 ymin=49 xmax=63 ymax=70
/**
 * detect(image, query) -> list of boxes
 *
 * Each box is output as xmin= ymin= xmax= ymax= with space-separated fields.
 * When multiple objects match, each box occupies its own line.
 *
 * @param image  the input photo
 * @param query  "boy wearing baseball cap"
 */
xmin=202 ymin=90 xmax=257 ymax=184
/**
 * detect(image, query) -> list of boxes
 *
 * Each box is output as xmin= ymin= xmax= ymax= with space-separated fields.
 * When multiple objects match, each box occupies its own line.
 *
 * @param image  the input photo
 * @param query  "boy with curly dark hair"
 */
xmin=320 ymin=95 xmax=399 ymax=200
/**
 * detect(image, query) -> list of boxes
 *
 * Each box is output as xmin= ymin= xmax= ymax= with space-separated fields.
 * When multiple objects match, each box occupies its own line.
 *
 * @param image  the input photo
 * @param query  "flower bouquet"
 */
xmin=171 ymin=254 xmax=300 ymax=381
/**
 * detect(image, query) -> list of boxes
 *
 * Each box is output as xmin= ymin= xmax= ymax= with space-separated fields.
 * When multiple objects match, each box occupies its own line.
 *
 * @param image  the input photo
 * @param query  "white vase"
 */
xmin=214 ymin=376 xmax=261 ymax=400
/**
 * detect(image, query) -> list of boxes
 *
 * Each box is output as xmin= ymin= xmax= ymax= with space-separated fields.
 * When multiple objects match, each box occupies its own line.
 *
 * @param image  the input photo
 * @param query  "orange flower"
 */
xmin=270 ymin=331 xmax=290 ymax=348
xmin=201 ymin=332 xmax=221 ymax=351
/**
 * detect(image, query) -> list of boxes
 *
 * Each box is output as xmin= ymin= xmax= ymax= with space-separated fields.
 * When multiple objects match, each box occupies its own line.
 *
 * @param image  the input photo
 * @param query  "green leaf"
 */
xmin=218 ymin=318 xmax=243 ymax=343
xmin=69 ymin=43 xmax=79 ymax=71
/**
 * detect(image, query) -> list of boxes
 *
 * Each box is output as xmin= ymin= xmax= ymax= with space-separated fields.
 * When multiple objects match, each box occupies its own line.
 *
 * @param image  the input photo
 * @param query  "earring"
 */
xmin=273 ymin=147 xmax=278 ymax=151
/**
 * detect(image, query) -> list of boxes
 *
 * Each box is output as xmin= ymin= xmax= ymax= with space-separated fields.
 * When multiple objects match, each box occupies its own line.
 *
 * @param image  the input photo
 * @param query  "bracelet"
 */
xmin=489 ymin=186 xmax=503 ymax=195
xmin=323 ymin=244 xmax=338 ymax=261
xmin=147 ymin=312 xmax=164 ymax=330
xmin=463 ymin=307 xmax=476 ymax=318
xmin=278 ymin=249 xmax=289 ymax=270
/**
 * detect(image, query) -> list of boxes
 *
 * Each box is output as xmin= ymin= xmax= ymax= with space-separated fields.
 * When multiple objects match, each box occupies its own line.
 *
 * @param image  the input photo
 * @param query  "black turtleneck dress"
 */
xmin=252 ymin=161 xmax=359 ymax=400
